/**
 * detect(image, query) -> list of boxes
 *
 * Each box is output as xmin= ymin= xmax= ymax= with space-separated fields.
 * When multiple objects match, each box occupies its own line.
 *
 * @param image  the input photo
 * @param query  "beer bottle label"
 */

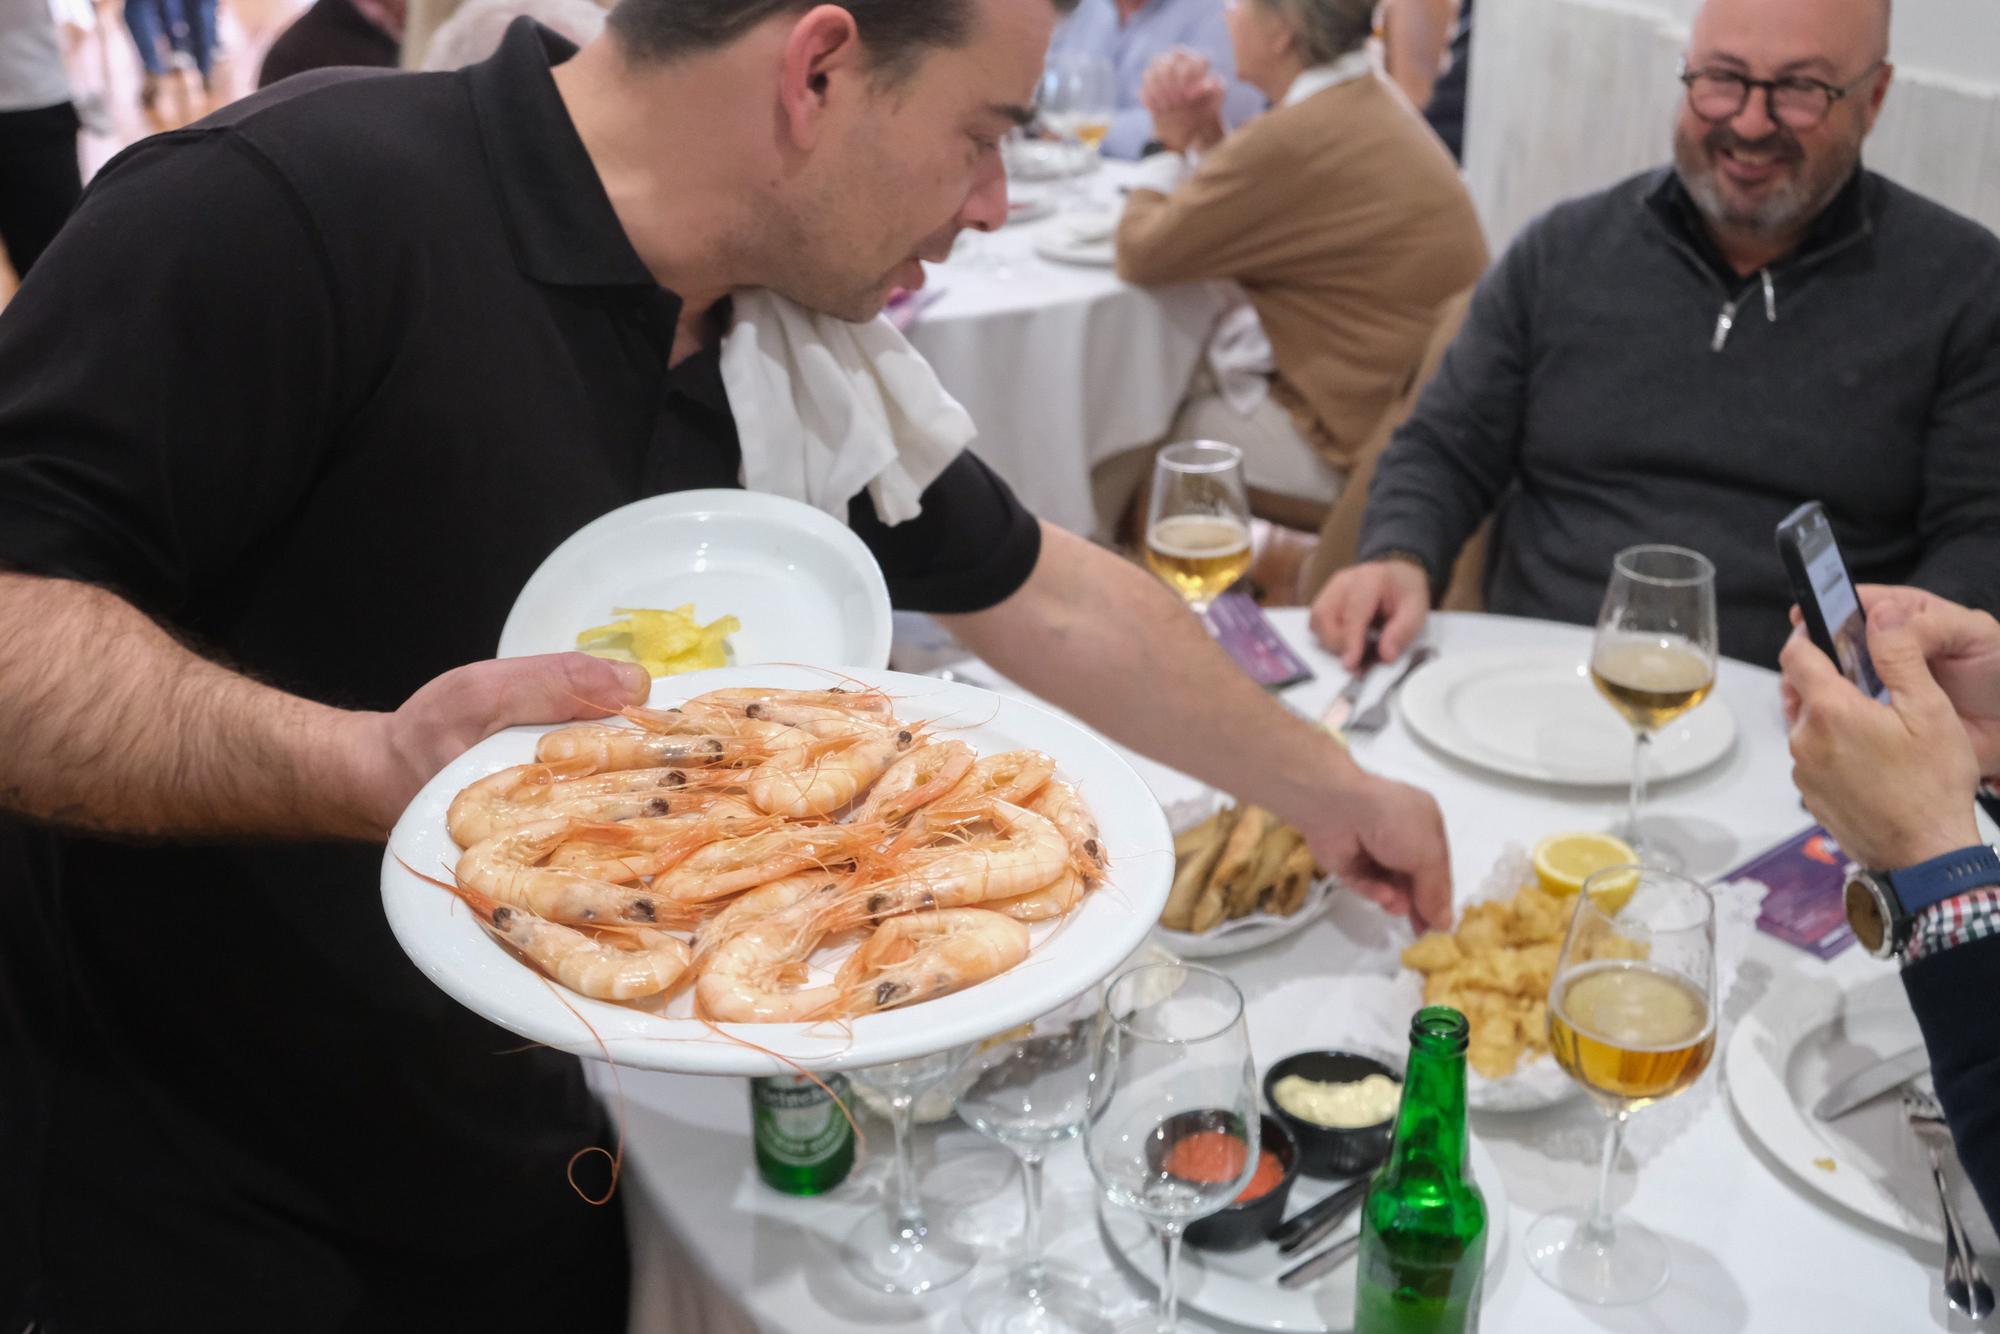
xmin=753 ymin=1075 xmax=851 ymax=1167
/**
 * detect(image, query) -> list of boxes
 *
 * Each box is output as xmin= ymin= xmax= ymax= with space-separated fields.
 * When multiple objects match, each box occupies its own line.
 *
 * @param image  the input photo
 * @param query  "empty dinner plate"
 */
xmin=497 ymin=489 xmax=893 ymax=669
xmin=1398 ymin=646 xmax=1736 ymax=786
xmin=1033 ymin=213 xmax=1120 ymax=267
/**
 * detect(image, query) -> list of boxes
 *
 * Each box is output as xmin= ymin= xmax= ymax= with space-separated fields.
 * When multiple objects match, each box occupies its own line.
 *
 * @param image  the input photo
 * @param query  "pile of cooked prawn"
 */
xmin=442 ymin=685 xmax=1107 ymax=1022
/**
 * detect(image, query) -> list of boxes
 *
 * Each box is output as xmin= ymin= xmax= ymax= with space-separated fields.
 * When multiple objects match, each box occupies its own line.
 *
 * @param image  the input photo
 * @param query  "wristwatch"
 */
xmin=1845 ymin=844 xmax=2000 ymax=958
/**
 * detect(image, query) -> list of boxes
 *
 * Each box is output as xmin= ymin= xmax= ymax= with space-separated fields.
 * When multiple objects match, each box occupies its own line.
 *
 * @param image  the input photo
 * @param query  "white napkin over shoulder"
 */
xmin=721 ymin=288 xmax=975 ymax=527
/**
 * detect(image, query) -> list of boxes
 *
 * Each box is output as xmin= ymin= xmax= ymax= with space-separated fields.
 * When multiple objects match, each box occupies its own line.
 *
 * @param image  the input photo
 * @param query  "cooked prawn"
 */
xmin=692 ymin=871 xmax=847 ymax=959
xmin=937 ymin=750 xmax=1055 ymax=811
xmin=651 ymin=822 xmax=884 ymax=903
xmin=847 ymin=740 xmax=974 ymax=826
xmin=688 ymin=686 xmax=894 ymax=729
xmin=534 ymin=725 xmax=772 ymax=774
xmin=693 ymin=893 xmax=854 ymax=1023
xmin=857 ymin=799 xmax=1071 ymax=920
xmin=985 ymin=868 xmax=1085 ymax=923
xmin=1027 ymin=779 xmax=1107 ymax=882
xmin=827 ymin=908 xmax=1029 ymax=1015
xmin=746 ymin=724 xmax=913 ymax=819
xmin=449 ymin=878 xmax=691 ymax=1002
xmin=455 ymin=818 xmax=702 ymax=928
xmin=447 ymin=764 xmax=706 ymax=847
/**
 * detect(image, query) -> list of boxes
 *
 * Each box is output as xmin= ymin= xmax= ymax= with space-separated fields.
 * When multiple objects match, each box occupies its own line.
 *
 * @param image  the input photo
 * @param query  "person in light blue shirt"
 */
xmin=1048 ymin=0 xmax=1265 ymax=158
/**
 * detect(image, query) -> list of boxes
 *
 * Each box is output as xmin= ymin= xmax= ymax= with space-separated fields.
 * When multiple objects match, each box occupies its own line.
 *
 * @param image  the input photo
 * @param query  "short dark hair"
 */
xmin=607 ymin=0 xmax=978 ymax=77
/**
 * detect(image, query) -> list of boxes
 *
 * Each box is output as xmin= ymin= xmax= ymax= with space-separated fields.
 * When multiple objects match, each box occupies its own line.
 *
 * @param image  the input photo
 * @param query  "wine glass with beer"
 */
xmin=1144 ymin=441 xmax=1252 ymax=614
xmin=1588 ymin=546 xmax=1717 ymax=865
xmin=1526 ymin=866 xmax=1716 ymax=1305
xmin=1039 ymin=54 xmax=1115 ymax=176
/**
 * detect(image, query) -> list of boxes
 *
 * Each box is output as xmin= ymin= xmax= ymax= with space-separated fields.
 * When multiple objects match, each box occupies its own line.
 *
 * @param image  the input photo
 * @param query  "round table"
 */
xmin=610 ymin=611 xmax=1982 ymax=1333
xmin=906 ymin=160 xmax=1227 ymax=540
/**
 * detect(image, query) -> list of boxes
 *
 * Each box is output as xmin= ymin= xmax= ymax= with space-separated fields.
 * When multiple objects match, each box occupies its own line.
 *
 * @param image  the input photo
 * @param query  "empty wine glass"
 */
xmin=1588 ymin=545 xmax=1718 ymax=866
xmin=1527 ymin=866 xmax=1717 ymax=1305
xmin=1085 ymin=964 xmax=1258 ymax=1333
xmin=956 ymin=991 xmax=1110 ymax=1334
xmin=1143 ymin=442 xmax=1252 ymax=614
xmin=844 ymin=1046 xmax=977 ymax=1295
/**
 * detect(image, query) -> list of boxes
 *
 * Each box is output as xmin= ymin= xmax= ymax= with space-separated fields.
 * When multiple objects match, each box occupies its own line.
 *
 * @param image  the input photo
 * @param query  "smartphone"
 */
xmin=1775 ymin=501 xmax=1888 ymax=700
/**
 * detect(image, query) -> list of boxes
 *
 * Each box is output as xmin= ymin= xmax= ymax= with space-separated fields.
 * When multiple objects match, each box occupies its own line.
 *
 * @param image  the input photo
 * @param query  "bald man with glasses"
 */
xmin=1309 ymin=0 xmax=2000 ymax=674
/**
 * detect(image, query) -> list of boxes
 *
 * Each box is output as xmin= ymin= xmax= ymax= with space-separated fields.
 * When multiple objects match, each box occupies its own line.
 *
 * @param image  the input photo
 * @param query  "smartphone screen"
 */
xmin=1779 ymin=503 xmax=1889 ymax=701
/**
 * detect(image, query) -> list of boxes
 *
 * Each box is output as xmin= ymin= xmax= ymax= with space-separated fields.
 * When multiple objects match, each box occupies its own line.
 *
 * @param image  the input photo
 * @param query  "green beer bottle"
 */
xmin=1355 ymin=1007 xmax=1487 ymax=1334
xmin=751 ymin=1073 xmax=855 ymax=1195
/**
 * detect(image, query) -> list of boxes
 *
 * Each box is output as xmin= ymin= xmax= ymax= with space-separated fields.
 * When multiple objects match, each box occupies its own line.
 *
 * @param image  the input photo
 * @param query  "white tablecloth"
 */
xmin=612 ymin=611 xmax=1987 ymax=1333
xmin=906 ymin=160 xmax=1227 ymax=539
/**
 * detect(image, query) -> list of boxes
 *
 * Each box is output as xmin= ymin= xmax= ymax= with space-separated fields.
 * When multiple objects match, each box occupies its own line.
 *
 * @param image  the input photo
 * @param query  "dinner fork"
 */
xmin=1346 ymin=646 xmax=1438 ymax=737
xmin=1903 ymin=1084 xmax=1995 ymax=1320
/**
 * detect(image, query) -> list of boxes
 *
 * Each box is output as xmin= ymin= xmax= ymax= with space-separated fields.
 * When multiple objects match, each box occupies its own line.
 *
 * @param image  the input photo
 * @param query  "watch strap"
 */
xmin=1887 ymin=845 xmax=2000 ymax=917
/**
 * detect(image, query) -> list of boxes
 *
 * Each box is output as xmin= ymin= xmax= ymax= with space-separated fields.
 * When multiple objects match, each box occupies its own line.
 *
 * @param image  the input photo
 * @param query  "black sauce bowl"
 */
xmin=1263 ymin=1050 xmax=1400 ymax=1179
xmin=1181 ymin=1113 xmax=1300 ymax=1252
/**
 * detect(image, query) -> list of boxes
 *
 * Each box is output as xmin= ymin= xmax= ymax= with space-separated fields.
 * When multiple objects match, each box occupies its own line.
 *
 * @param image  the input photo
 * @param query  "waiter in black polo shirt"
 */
xmin=0 ymin=2 xmax=1453 ymax=1329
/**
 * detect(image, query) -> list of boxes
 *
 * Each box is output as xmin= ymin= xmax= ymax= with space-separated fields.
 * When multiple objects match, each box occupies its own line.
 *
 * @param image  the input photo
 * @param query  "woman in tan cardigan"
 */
xmin=1117 ymin=0 xmax=1486 ymax=532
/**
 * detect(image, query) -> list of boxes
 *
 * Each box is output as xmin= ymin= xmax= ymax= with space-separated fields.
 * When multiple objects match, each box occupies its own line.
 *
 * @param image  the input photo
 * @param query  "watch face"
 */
xmin=1844 ymin=876 xmax=1890 ymax=956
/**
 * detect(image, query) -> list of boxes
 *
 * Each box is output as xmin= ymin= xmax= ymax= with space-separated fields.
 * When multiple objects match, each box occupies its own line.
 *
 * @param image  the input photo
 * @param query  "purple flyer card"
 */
xmin=1203 ymin=589 xmax=1315 ymax=690
xmin=1732 ymin=825 xmax=1855 ymax=959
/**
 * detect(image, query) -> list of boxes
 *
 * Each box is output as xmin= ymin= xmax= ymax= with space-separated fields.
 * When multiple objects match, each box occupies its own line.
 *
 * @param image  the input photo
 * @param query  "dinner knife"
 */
xmin=1278 ymin=1232 xmax=1362 ymax=1289
xmin=1812 ymin=1044 xmax=1931 ymax=1121
xmin=1321 ymin=628 xmax=1382 ymax=732
xmin=1273 ymin=1177 xmax=1371 ymax=1254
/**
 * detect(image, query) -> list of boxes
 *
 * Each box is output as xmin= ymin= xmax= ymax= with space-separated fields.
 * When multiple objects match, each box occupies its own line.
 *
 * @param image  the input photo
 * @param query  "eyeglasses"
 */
xmin=1678 ymin=59 xmax=1884 ymax=131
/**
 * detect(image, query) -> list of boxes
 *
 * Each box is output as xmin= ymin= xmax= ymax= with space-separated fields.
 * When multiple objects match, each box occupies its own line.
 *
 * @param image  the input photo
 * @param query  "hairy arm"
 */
xmin=941 ymin=524 xmax=1452 ymax=928
xmin=0 ymin=573 xmax=646 ymax=842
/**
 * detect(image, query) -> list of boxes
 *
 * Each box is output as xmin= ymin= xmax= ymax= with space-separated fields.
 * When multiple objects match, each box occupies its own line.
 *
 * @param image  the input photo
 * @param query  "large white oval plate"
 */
xmin=1101 ymin=1136 xmax=1508 ymax=1332
xmin=1725 ymin=970 xmax=1944 ymax=1244
xmin=381 ymin=665 xmax=1172 ymax=1076
xmin=1398 ymin=646 xmax=1737 ymax=786
xmin=496 ymin=489 xmax=893 ymax=669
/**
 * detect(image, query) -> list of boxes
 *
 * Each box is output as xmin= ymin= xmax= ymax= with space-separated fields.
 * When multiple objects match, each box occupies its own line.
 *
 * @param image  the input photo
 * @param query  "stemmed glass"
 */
xmin=1142 ymin=441 xmax=1252 ymax=615
xmin=1085 ymin=964 xmax=1259 ymax=1333
xmin=1039 ymin=54 xmax=1115 ymax=201
xmin=843 ymin=1046 xmax=977 ymax=1295
xmin=1527 ymin=866 xmax=1717 ymax=1305
xmin=955 ymin=991 xmax=1110 ymax=1334
xmin=1588 ymin=545 xmax=1718 ymax=865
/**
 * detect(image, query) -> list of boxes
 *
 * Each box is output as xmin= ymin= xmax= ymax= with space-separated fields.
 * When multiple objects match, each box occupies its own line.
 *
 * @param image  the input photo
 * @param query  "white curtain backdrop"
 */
xmin=1462 ymin=0 xmax=2000 ymax=253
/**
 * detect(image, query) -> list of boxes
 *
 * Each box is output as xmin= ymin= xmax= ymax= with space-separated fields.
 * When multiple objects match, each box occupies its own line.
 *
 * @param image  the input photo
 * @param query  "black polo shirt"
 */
xmin=0 ymin=21 xmax=1038 ymax=1331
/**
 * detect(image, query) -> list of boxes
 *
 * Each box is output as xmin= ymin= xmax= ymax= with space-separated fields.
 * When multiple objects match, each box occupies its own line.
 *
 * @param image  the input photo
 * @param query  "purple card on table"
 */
xmin=1733 ymin=825 xmax=1855 ymax=959
xmin=1203 ymin=589 xmax=1314 ymax=690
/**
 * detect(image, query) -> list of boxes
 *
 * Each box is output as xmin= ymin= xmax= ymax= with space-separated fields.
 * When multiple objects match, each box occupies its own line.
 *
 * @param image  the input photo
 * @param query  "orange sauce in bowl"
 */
xmin=1235 ymin=1148 xmax=1285 ymax=1203
xmin=1162 ymin=1132 xmax=1286 ymax=1203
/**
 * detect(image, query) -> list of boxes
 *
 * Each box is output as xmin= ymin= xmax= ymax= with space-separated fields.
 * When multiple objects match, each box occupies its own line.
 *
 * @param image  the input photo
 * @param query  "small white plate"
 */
xmin=1100 ymin=1137 xmax=1509 ymax=1332
xmin=1034 ymin=230 xmax=1118 ymax=268
xmin=1003 ymin=138 xmax=1099 ymax=182
xmin=497 ymin=489 xmax=893 ymax=669
xmin=1155 ymin=879 xmax=1337 ymax=959
xmin=1004 ymin=196 xmax=1054 ymax=226
xmin=1726 ymin=970 xmax=1962 ymax=1245
xmin=1398 ymin=646 xmax=1737 ymax=786
xmin=381 ymin=665 xmax=1173 ymax=1077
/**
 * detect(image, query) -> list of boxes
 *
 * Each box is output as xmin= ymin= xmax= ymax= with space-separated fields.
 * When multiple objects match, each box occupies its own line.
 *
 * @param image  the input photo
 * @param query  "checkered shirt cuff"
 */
xmin=1903 ymin=886 xmax=2000 ymax=965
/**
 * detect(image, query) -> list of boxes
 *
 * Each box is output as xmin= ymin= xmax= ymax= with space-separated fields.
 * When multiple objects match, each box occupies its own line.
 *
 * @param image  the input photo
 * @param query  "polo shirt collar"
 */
xmin=465 ymin=19 xmax=658 ymax=289
xmin=1281 ymin=49 xmax=1374 ymax=108
xmin=1645 ymin=163 xmax=1873 ymax=281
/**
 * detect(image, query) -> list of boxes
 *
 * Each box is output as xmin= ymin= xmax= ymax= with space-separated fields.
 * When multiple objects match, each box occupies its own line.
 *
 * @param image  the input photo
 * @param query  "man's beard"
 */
xmin=1674 ymin=119 xmax=1858 ymax=239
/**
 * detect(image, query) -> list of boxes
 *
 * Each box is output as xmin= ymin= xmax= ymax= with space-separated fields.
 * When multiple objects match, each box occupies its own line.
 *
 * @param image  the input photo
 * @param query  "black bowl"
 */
xmin=1183 ymin=1114 xmax=1300 ymax=1252
xmin=1263 ymin=1050 xmax=1401 ymax=1179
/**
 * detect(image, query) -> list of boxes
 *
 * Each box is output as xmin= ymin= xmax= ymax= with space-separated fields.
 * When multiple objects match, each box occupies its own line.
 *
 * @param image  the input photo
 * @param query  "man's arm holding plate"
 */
xmin=940 ymin=522 xmax=1452 ymax=931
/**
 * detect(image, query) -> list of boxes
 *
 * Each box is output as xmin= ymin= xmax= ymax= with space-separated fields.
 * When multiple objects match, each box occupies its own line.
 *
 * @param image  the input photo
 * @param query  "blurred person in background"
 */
xmin=0 ymin=0 xmax=80 ymax=279
xmin=260 ymin=0 xmax=402 ymax=85
xmin=1112 ymin=0 xmax=1484 ymax=569
xmin=125 ymin=0 xmax=220 ymax=104
xmin=1045 ymin=0 xmax=1263 ymax=158
xmin=1311 ymin=0 xmax=2000 ymax=672
xmin=1782 ymin=586 xmax=2000 ymax=1225
xmin=1380 ymin=0 xmax=1470 ymax=160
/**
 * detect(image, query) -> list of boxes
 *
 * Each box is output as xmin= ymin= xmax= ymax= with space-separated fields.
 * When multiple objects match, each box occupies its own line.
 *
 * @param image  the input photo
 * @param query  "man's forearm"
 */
xmin=940 ymin=524 xmax=1364 ymax=824
xmin=0 ymin=573 xmax=382 ymax=840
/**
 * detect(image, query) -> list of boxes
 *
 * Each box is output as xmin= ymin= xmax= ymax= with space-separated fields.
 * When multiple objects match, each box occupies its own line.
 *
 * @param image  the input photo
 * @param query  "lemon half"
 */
xmin=1531 ymin=832 xmax=1640 ymax=914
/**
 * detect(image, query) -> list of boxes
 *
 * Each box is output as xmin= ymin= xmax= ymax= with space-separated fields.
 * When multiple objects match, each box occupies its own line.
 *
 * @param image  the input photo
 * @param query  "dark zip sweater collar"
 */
xmin=1640 ymin=167 xmax=1876 ymax=350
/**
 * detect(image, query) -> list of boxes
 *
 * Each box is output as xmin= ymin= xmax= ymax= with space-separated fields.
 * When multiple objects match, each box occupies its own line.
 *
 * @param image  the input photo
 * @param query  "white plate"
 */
xmin=1398 ymin=646 xmax=1736 ymax=786
xmin=1004 ymin=197 xmax=1054 ymax=226
xmin=496 ymin=489 xmax=893 ymax=669
xmin=380 ymin=665 xmax=1173 ymax=1077
xmin=1155 ymin=878 xmax=1337 ymax=959
xmin=1725 ymin=970 xmax=1948 ymax=1244
xmin=1002 ymin=138 xmax=1100 ymax=182
xmin=1034 ymin=232 xmax=1118 ymax=267
xmin=1101 ymin=1137 xmax=1509 ymax=1332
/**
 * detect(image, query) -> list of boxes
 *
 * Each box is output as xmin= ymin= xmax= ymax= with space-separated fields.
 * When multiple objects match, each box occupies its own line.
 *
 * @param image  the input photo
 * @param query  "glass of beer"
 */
xmin=1589 ymin=545 xmax=1717 ymax=865
xmin=1039 ymin=54 xmax=1115 ymax=184
xmin=1144 ymin=441 xmax=1252 ymax=614
xmin=1527 ymin=865 xmax=1716 ymax=1305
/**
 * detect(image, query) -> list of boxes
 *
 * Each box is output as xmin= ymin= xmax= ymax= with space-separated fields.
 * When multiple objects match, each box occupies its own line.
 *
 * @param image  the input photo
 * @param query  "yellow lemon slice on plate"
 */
xmin=1532 ymin=832 xmax=1640 ymax=914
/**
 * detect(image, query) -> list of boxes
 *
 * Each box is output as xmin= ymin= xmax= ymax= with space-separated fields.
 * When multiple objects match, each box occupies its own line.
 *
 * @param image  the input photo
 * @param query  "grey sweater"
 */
xmin=1359 ymin=167 xmax=2000 ymax=666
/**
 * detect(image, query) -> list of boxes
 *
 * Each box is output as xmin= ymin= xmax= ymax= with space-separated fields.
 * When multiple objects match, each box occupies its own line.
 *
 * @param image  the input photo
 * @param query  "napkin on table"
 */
xmin=721 ymin=288 xmax=975 ymax=526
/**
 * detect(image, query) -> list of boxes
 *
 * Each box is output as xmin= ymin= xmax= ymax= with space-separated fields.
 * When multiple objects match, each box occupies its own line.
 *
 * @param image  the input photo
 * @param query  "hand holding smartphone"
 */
xmin=1775 ymin=501 xmax=1889 ymax=701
